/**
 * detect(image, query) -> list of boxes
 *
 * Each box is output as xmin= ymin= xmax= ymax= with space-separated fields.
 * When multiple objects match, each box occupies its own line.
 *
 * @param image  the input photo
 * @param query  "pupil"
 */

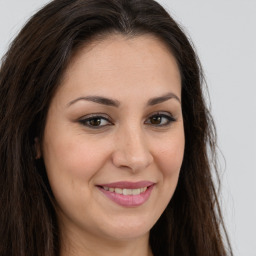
xmin=90 ymin=118 xmax=101 ymax=126
xmin=151 ymin=116 xmax=161 ymax=124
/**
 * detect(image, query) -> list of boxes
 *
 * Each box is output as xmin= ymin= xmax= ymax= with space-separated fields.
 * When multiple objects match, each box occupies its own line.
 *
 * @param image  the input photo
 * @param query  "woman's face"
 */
xmin=41 ymin=34 xmax=184 ymax=244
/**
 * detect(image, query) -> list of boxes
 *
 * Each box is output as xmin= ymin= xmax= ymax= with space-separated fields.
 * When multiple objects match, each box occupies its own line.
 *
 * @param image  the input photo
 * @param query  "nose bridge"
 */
xmin=125 ymin=124 xmax=146 ymax=156
xmin=112 ymin=123 xmax=153 ymax=171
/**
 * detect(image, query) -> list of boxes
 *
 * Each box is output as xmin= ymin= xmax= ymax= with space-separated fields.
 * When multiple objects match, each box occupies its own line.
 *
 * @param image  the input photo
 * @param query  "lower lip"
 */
xmin=98 ymin=185 xmax=154 ymax=207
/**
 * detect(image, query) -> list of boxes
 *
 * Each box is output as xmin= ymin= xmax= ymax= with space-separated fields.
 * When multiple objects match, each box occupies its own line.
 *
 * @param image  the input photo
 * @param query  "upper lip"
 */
xmin=98 ymin=181 xmax=155 ymax=189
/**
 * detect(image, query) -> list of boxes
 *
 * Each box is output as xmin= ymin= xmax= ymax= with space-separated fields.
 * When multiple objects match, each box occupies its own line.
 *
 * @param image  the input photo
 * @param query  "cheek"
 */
xmin=154 ymin=129 xmax=184 ymax=204
xmin=149 ymin=131 xmax=184 ymax=220
xmin=42 ymin=132 xmax=113 ymax=207
xmin=44 ymin=135 xmax=109 ymax=179
xmin=42 ymin=134 xmax=112 ymax=215
xmin=155 ymin=131 xmax=185 ymax=177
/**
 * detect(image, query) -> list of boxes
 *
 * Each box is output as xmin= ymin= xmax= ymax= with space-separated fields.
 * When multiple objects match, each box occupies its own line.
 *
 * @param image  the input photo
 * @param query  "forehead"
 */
xmin=56 ymin=34 xmax=181 ymax=104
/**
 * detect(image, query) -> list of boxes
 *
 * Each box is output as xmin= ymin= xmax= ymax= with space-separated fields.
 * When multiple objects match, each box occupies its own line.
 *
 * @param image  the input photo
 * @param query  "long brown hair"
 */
xmin=0 ymin=0 xmax=232 ymax=255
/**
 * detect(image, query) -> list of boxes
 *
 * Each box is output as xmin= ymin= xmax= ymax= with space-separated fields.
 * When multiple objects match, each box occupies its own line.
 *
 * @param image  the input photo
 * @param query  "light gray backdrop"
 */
xmin=0 ymin=1 xmax=255 ymax=255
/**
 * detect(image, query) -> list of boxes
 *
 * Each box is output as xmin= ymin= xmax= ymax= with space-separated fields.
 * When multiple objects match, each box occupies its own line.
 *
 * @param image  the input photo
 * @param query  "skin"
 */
xmin=39 ymin=34 xmax=185 ymax=256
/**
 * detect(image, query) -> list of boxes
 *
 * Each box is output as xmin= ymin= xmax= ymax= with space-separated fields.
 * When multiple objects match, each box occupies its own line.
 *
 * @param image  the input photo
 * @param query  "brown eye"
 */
xmin=145 ymin=113 xmax=176 ymax=127
xmin=89 ymin=118 xmax=102 ymax=126
xmin=79 ymin=115 xmax=112 ymax=128
xmin=150 ymin=116 xmax=162 ymax=125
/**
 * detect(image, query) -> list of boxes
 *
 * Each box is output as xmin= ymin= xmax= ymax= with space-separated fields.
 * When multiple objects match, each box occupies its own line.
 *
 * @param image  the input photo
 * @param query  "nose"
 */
xmin=112 ymin=126 xmax=153 ymax=172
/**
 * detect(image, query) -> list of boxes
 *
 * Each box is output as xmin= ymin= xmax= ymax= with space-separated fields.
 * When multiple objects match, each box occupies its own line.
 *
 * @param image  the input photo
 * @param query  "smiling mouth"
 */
xmin=101 ymin=186 xmax=148 ymax=195
xmin=97 ymin=181 xmax=155 ymax=207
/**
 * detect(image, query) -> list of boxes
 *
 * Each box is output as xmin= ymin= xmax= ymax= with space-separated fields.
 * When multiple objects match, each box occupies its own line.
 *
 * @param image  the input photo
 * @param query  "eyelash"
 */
xmin=145 ymin=112 xmax=176 ymax=127
xmin=78 ymin=112 xmax=176 ymax=129
xmin=78 ymin=114 xmax=112 ymax=129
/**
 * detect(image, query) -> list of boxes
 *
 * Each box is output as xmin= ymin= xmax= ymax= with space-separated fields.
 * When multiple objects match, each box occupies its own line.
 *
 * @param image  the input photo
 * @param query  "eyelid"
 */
xmin=144 ymin=111 xmax=176 ymax=126
xmin=79 ymin=113 xmax=111 ymax=120
xmin=78 ymin=113 xmax=113 ymax=128
xmin=77 ymin=111 xmax=176 ymax=129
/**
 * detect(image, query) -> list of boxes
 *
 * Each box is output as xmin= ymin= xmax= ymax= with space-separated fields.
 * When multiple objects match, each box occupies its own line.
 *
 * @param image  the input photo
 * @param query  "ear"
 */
xmin=34 ymin=137 xmax=42 ymax=159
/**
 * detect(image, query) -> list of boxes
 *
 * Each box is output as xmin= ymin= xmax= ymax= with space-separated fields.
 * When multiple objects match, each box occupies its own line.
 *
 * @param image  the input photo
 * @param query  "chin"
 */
xmin=97 ymin=214 xmax=156 ymax=241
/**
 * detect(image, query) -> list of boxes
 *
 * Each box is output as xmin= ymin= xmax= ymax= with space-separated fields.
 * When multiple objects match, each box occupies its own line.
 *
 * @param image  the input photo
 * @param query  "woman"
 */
xmin=0 ymin=0 xmax=233 ymax=255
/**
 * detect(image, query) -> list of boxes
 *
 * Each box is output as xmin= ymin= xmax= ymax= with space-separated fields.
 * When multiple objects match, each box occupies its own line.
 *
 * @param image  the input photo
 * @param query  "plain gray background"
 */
xmin=0 ymin=1 xmax=255 ymax=255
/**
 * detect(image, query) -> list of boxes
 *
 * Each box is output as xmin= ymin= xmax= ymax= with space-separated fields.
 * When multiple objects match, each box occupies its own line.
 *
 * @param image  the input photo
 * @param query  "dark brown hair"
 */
xmin=0 ymin=0 xmax=233 ymax=255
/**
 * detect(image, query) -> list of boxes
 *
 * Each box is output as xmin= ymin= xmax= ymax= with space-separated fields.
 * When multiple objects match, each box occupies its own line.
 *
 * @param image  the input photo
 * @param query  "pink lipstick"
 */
xmin=97 ymin=181 xmax=155 ymax=207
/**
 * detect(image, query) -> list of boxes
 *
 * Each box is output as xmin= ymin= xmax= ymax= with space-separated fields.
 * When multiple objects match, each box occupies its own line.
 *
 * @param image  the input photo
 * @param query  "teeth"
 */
xmin=141 ymin=187 xmax=147 ymax=193
xmin=114 ymin=188 xmax=122 ymax=194
xmin=102 ymin=186 xmax=147 ymax=195
xmin=132 ymin=188 xmax=141 ymax=195
xmin=123 ymin=189 xmax=131 ymax=195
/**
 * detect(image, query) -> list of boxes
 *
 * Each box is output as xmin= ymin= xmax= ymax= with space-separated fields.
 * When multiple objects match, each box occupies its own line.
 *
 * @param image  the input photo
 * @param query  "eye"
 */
xmin=79 ymin=115 xmax=112 ymax=128
xmin=145 ymin=112 xmax=176 ymax=127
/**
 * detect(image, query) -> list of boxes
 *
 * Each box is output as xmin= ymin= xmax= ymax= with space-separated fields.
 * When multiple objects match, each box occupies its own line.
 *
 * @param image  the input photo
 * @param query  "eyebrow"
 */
xmin=67 ymin=96 xmax=120 ymax=107
xmin=147 ymin=92 xmax=181 ymax=105
xmin=67 ymin=92 xmax=181 ymax=108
